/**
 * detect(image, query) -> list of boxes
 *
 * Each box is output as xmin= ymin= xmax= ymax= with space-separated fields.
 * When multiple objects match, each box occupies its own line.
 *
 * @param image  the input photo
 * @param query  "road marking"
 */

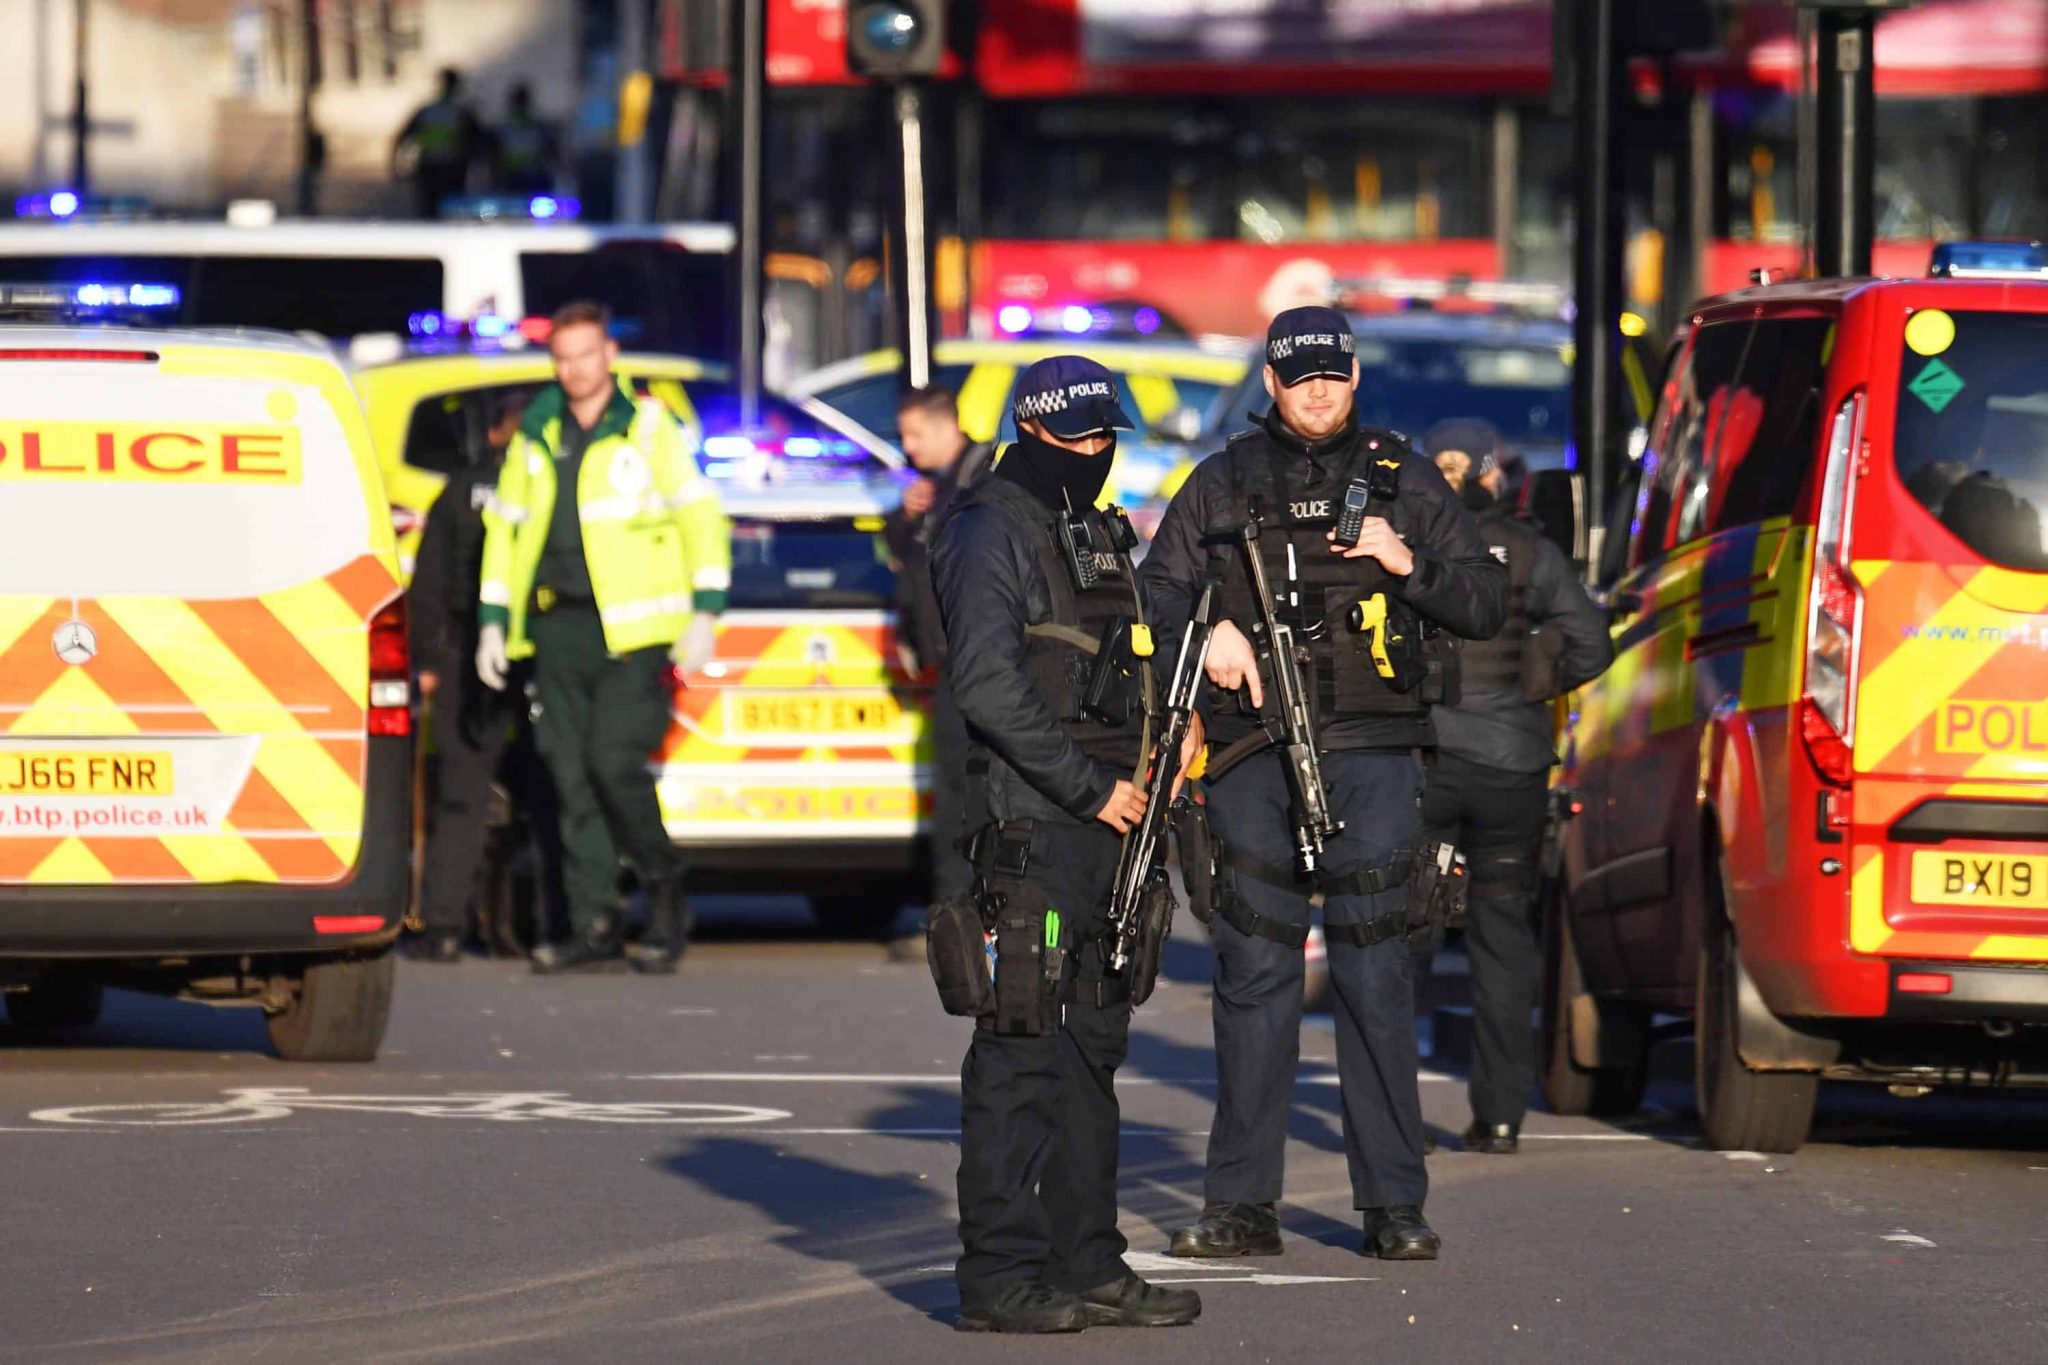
xmin=1517 ymin=1133 xmax=1654 ymax=1142
xmin=29 ymin=1089 xmax=794 ymax=1127
xmin=1119 ymin=1252 xmax=1373 ymax=1287
xmin=627 ymin=1071 xmax=1452 ymax=1085
xmin=750 ymin=1126 xmax=1201 ymax=1137
xmin=1881 ymin=1230 xmax=1937 ymax=1249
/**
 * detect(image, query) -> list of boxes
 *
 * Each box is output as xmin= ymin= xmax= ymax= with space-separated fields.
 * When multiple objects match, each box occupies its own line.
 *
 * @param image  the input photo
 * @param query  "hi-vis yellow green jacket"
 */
xmin=478 ymin=381 xmax=731 ymax=659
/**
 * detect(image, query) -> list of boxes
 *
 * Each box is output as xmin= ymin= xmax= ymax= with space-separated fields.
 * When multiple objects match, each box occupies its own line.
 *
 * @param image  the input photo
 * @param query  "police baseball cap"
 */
xmin=1423 ymin=417 xmax=1504 ymax=472
xmin=1012 ymin=355 xmax=1135 ymax=439
xmin=1265 ymin=306 xmax=1357 ymax=387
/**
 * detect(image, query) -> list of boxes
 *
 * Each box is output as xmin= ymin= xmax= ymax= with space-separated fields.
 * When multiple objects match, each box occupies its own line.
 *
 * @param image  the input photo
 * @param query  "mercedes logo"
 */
xmin=52 ymin=620 xmax=97 ymax=665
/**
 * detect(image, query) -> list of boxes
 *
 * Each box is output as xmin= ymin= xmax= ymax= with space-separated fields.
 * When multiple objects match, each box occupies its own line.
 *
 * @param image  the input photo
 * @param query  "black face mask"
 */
xmin=996 ymin=430 xmax=1117 ymax=513
xmin=1461 ymin=481 xmax=1498 ymax=513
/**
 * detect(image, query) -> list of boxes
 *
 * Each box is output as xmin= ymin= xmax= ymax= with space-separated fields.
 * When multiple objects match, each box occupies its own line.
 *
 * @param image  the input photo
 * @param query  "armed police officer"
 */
xmin=1140 ymin=306 xmax=1506 ymax=1262
xmin=1416 ymin=420 xmax=1613 ymax=1154
xmin=928 ymin=357 xmax=1202 ymax=1335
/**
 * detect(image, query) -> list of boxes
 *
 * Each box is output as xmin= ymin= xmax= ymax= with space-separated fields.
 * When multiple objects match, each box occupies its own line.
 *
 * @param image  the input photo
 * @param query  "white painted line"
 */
xmin=1516 ymin=1133 xmax=1654 ymax=1142
xmin=1881 ymin=1231 xmax=1937 ymax=1249
xmin=1721 ymin=1151 xmax=1770 ymax=1161
xmin=628 ymin=1070 xmax=1448 ymax=1085
xmin=750 ymin=1126 xmax=1201 ymax=1138
xmin=1146 ymin=1273 xmax=1375 ymax=1286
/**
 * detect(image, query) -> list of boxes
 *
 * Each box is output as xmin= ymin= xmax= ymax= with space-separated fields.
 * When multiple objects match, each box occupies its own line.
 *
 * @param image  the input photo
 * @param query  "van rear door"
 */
xmin=0 ymin=343 xmax=400 ymax=887
xmin=1842 ymin=293 xmax=2048 ymax=957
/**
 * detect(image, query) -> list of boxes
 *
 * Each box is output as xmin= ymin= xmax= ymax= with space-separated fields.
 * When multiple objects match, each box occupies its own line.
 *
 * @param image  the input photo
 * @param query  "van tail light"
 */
xmin=1801 ymin=393 xmax=1864 ymax=786
xmin=368 ymin=597 xmax=412 ymax=738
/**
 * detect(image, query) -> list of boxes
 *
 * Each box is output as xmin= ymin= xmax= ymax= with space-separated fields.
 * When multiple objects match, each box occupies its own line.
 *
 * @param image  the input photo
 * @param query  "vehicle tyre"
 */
xmin=1539 ymin=884 xmax=1649 ymax=1118
xmin=1695 ymin=863 xmax=1818 ymax=1153
xmin=809 ymin=885 xmax=908 ymax=938
xmin=5 ymin=974 xmax=104 ymax=1031
xmin=266 ymin=950 xmax=396 ymax=1063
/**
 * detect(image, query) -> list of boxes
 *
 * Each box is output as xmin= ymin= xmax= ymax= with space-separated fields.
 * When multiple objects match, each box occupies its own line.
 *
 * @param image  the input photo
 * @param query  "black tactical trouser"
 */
xmin=956 ymin=820 xmax=1132 ymax=1308
xmin=417 ymin=677 xmax=519 ymax=938
xmin=1206 ymin=748 xmax=1429 ymax=1211
xmin=1418 ymin=750 xmax=1548 ymax=1130
xmin=529 ymin=605 xmax=685 ymax=936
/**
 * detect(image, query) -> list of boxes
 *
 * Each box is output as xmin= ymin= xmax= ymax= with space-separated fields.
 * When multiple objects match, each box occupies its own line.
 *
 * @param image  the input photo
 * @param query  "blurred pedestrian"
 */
xmin=477 ymin=301 xmax=732 ymax=974
xmin=490 ymin=82 xmax=562 ymax=197
xmin=883 ymin=387 xmax=994 ymax=960
xmin=1415 ymin=417 xmax=1614 ymax=1154
xmin=393 ymin=67 xmax=486 ymax=219
xmin=407 ymin=396 xmax=542 ymax=961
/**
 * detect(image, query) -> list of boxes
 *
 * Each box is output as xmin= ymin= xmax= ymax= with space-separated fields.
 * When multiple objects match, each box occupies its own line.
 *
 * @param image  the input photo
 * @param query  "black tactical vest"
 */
xmin=982 ymin=480 xmax=1155 ymax=771
xmin=1205 ymin=427 xmax=1431 ymax=726
xmin=1458 ymin=506 xmax=1540 ymax=693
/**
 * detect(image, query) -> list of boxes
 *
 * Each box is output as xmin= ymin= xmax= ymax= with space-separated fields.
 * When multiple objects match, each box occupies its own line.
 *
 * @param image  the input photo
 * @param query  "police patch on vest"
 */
xmin=1290 ymin=498 xmax=1334 ymax=521
xmin=1490 ymin=544 xmax=1509 ymax=565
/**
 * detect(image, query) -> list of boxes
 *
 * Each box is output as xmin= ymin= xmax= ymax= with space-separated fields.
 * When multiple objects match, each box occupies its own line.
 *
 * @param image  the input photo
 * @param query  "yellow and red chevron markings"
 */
xmin=0 ymin=554 xmax=398 ymax=887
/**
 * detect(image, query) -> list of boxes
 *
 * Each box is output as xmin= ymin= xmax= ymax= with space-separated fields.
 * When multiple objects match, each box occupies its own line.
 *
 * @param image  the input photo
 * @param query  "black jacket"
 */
xmin=1139 ymin=414 xmax=1509 ymax=752
xmin=884 ymin=440 xmax=994 ymax=672
xmin=1430 ymin=503 xmax=1614 ymax=773
xmin=408 ymin=463 xmax=499 ymax=682
xmin=930 ymin=469 xmax=1124 ymax=825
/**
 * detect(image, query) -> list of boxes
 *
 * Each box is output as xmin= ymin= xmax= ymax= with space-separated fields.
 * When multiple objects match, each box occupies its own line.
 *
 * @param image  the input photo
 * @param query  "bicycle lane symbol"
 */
xmin=28 ymin=1088 xmax=794 ymax=1128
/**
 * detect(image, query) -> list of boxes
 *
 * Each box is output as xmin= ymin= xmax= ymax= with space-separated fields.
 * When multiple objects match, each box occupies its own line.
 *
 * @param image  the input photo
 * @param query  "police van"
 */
xmin=0 ymin=283 xmax=411 ymax=1060
xmin=1550 ymin=243 xmax=2048 ymax=1151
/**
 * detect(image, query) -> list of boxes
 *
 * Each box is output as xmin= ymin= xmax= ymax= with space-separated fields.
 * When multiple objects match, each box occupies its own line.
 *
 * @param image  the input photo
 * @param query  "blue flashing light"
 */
xmin=127 ymin=283 xmax=179 ymax=309
xmin=64 ymin=282 xmax=180 ymax=311
xmin=48 ymin=191 xmax=79 ymax=218
xmin=1060 ymin=304 xmax=1093 ymax=335
xmin=997 ymin=303 xmax=1032 ymax=335
xmin=1132 ymin=306 xmax=1162 ymax=335
xmin=783 ymin=436 xmax=824 ymax=458
xmin=73 ymin=283 xmax=111 ymax=307
xmin=703 ymin=435 xmax=758 ymax=461
xmin=408 ymin=311 xmax=446 ymax=338
xmin=472 ymin=313 xmax=513 ymax=339
xmin=526 ymin=194 xmax=579 ymax=221
xmin=1930 ymin=239 xmax=2048 ymax=279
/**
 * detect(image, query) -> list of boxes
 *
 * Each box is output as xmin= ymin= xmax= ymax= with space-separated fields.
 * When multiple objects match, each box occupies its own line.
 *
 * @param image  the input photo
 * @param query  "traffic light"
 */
xmin=845 ymin=0 xmax=946 ymax=79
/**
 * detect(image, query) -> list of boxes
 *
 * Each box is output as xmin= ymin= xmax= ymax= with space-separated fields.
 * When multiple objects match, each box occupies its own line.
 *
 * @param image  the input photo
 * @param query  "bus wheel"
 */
xmin=1539 ymin=885 xmax=1649 ymax=1118
xmin=266 ymin=950 xmax=396 ymax=1063
xmin=1695 ymin=861 xmax=1817 ymax=1153
xmin=6 ymin=973 xmax=104 ymax=1031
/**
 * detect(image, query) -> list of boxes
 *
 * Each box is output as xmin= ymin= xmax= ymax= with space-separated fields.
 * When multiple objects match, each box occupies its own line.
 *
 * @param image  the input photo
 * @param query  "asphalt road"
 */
xmin=3 ymin=899 xmax=2045 ymax=1363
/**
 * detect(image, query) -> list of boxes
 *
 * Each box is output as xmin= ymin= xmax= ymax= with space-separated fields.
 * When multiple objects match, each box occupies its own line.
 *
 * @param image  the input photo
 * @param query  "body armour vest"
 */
xmin=1203 ymin=427 xmax=1439 ymax=737
xmin=980 ymin=479 xmax=1156 ymax=772
xmin=1458 ymin=506 xmax=1541 ymax=694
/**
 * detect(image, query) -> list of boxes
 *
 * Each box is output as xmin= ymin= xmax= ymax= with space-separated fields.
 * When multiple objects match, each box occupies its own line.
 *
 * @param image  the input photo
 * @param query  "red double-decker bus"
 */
xmin=663 ymin=0 xmax=2048 ymax=358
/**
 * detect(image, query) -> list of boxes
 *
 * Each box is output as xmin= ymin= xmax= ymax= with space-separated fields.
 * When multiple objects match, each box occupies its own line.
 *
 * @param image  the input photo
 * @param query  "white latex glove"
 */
xmin=672 ymin=614 xmax=718 ymax=677
xmin=475 ymin=623 xmax=509 ymax=692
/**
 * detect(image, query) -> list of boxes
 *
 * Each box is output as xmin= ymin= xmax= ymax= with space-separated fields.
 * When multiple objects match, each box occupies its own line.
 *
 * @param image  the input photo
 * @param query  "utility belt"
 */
xmin=923 ymin=819 xmax=1141 ymax=1036
xmin=1174 ymin=793 xmax=1469 ymax=949
xmin=532 ymin=584 xmax=598 ymax=615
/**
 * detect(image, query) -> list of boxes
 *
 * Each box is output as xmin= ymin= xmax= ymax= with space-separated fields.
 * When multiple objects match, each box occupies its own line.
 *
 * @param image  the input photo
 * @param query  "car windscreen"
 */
xmin=0 ymin=361 xmax=371 ymax=598
xmin=729 ymin=517 xmax=895 ymax=611
xmin=1894 ymin=309 xmax=2048 ymax=572
xmin=810 ymin=364 xmax=976 ymax=446
xmin=687 ymin=384 xmax=894 ymax=486
xmin=0 ymin=254 xmax=442 ymax=337
xmin=520 ymin=244 xmax=731 ymax=358
xmin=1221 ymin=334 xmax=1572 ymax=446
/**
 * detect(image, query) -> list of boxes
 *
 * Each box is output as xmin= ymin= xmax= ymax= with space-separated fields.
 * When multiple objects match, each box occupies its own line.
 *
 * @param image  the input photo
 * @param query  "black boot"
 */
xmin=1462 ymin=1121 xmax=1519 ymax=1155
xmin=627 ymin=878 xmax=694 ymax=975
xmin=530 ymin=913 xmax=626 ymax=975
xmin=1079 ymin=1274 xmax=1201 ymax=1328
xmin=955 ymin=1281 xmax=1088 ymax=1334
xmin=401 ymin=930 xmax=463 ymax=963
xmin=1361 ymin=1206 xmax=1441 ymax=1261
xmin=1167 ymin=1202 xmax=1282 ymax=1258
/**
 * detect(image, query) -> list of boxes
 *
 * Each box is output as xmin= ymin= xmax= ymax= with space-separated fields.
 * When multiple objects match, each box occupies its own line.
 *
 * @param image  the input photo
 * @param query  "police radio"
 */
xmin=1332 ymin=479 xmax=1372 ymax=548
xmin=1057 ymin=491 xmax=1099 ymax=591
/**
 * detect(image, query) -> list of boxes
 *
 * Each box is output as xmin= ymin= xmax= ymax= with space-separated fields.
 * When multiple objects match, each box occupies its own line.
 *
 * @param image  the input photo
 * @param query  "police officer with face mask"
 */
xmin=928 ymin=357 xmax=1203 ymax=1335
xmin=1140 ymin=307 xmax=1507 ymax=1263
xmin=1416 ymin=419 xmax=1613 ymax=1154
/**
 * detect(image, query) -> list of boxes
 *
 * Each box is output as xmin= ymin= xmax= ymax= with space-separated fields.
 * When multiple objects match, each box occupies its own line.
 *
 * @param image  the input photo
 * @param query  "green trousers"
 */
xmin=528 ymin=604 xmax=683 ymax=934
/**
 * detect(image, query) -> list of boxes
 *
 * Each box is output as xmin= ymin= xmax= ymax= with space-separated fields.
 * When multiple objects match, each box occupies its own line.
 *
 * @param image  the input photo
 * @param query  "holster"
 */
xmin=1402 ymin=839 xmax=1471 ymax=945
xmin=964 ymin=820 xmax=1068 ymax=1036
xmin=1170 ymin=793 xmax=1226 ymax=927
xmin=1124 ymin=872 xmax=1176 ymax=1008
xmin=924 ymin=893 xmax=994 ymax=1019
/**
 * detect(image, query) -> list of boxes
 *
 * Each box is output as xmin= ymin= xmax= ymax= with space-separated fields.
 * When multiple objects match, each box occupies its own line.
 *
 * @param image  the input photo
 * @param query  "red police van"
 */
xmin=1547 ymin=242 xmax=2048 ymax=1151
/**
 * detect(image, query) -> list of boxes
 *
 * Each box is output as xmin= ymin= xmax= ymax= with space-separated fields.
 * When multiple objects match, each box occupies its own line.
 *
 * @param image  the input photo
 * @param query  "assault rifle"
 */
xmin=1231 ymin=498 xmax=1343 ymax=875
xmin=1106 ymin=579 xmax=1220 ymax=974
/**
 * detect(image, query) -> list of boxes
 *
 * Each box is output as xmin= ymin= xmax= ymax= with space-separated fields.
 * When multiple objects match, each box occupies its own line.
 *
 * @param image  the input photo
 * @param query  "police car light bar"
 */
xmin=14 ymin=192 xmax=154 ymax=221
xmin=994 ymin=302 xmax=1166 ymax=337
xmin=439 ymin=194 xmax=582 ymax=223
xmin=0 ymin=282 xmax=181 ymax=313
xmin=1929 ymin=240 xmax=2048 ymax=279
